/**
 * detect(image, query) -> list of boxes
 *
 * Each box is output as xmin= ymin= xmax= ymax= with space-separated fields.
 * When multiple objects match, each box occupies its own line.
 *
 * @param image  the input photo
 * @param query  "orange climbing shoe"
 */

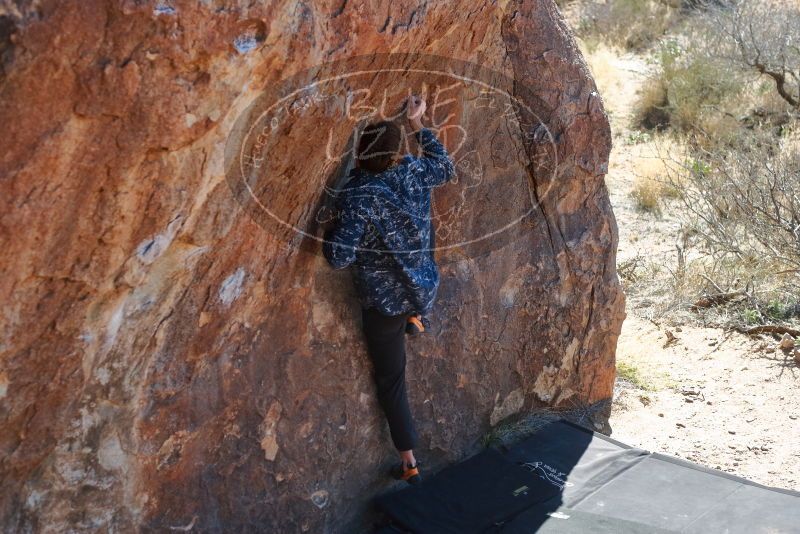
xmin=390 ymin=460 xmax=422 ymax=485
xmin=405 ymin=314 xmax=429 ymax=335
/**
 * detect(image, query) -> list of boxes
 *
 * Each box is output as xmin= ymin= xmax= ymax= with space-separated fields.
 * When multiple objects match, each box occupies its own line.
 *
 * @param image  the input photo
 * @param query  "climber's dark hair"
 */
xmin=357 ymin=120 xmax=402 ymax=174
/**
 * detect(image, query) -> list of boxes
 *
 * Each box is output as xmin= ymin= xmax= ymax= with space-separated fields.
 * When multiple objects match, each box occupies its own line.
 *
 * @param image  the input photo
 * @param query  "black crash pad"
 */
xmin=565 ymin=453 xmax=800 ymax=533
xmin=494 ymin=502 xmax=673 ymax=534
xmin=373 ymin=448 xmax=560 ymax=534
xmin=374 ymin=419 xmax=800 ymax=534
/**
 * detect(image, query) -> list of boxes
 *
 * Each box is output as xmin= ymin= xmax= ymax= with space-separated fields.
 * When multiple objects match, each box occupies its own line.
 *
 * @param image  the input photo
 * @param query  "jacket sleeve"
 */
xmin=322 ymin=195 xmax=368 ymax=270
xmin=411 ymin=127 xmax=456 ymax=189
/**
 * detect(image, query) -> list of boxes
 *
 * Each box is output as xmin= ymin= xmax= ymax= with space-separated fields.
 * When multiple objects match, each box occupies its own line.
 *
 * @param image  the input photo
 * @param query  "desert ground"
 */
xmin=591 ymin=46 xmax=800 ymax=491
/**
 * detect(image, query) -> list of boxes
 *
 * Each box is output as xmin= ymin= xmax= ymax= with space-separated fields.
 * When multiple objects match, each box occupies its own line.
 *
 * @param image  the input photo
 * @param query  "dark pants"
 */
xmin=361 ymin=307 xmax=419 ymax=451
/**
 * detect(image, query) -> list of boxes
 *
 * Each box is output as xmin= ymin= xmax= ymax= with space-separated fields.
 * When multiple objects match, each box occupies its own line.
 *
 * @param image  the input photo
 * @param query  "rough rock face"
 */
xmin=0 ymin=1 xmax=624 ymax=532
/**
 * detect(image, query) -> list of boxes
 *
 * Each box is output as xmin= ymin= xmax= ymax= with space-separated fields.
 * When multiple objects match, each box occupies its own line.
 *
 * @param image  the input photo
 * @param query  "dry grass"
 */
xmin=632 ymin=76 xmax=670 ymax=131
xmin=630 ymin=176 xmax=663 ymax=214
xmin=633 ymin=39 xmax=744 ymax=141
xmin=629 ymin=137 xmax=685 ymax=214
xmin=780 ymin=125 xmax=800 ymax=153
xmin=576 ymin=0 xmax=681 ymax=52
xmin=580 ymin=41 xmax=638 ymax=133
xmin=629 ymin=9 xmax=797 ymax=150
xmin=619 ymin=139 xmax=800 ymax=327
xmin=616 ymin=361 xmax=654 ymax=390
xmin=480 ymin=400 xmax=613 ymax=449
xmin=581 ymin=43 xmax=626 ymax=102
xmin=632 ymin=252 xmax=799 ymax=329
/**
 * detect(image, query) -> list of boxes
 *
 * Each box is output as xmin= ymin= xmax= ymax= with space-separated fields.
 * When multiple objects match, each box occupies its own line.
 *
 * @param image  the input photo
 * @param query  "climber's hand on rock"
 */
xmin=406 ymin=95 xmax=426 ymax=120
xmin=406 ymin=95 xmax=426 ymax=131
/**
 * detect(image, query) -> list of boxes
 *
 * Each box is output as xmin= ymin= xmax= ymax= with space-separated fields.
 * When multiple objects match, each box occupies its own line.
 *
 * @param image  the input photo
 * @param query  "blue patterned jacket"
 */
xmin=323 ymin=128 xmax=455 ymax=316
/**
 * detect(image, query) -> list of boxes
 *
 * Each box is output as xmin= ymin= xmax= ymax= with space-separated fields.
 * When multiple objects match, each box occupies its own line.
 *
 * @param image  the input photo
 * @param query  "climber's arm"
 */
xmin=410 ymin=125 xmax=456 ymax=188
xmin=322 ymin=197 xmax=367 ymax=269
xmin=405 ymin=97 xmax=455 ymax=188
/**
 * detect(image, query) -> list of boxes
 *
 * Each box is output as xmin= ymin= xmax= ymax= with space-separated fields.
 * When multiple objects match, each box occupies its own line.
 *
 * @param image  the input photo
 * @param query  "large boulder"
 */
xmin=0 ymin=0 xmax=624 ymax=532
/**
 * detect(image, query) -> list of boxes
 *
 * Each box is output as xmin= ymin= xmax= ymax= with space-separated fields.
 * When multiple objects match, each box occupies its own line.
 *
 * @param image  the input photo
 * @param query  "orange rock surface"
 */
xmin=0 ymin=1 xmax=624 ymax=531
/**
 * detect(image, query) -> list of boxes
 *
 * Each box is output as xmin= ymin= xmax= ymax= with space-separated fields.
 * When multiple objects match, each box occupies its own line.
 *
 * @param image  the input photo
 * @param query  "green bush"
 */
xmin=741 ymin=308 xmax=760 ymax=325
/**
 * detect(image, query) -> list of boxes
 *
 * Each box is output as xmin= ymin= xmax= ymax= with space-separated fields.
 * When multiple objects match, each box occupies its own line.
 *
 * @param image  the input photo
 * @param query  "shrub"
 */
xmin=657 ymin=130 xmax=800 ymax=319
xmin=700 ymin=0 xmax=800 ymax=112
xmin=741 ymin=308 xmax=760 ymax=325
xmin=633 ymin=37 xmax=744 ymax=138
xmin=629 ymin=137 xmax=685 ymax=213
xmin=631 ymin=176 xmax=663 ymax=214
xmin=633 ymin=78 xmax=670 ymax=131
xmin=633 ymin=1 xmax=800 ymax=149
xmin=577 ymin=0 xmax=680 ymax=51
xmin=626 ymin=131 xmax=653 ymax=145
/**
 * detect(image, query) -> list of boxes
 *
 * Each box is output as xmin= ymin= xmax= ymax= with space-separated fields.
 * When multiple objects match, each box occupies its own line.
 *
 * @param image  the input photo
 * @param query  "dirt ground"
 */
xmin=587 ymin=45 xmax=800 ymax=492
xmin=612 ymin=316 xmax=800 ymax=491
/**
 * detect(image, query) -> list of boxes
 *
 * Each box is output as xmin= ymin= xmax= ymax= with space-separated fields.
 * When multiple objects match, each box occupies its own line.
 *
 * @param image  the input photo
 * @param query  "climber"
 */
xmin=322 ymin=94 xmax=456 ymax=485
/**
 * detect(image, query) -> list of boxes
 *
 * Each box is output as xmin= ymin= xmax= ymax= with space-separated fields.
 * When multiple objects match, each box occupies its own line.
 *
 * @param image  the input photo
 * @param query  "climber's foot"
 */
xmin=405 ymin=314 xmax=429 ymax=335
xmin=390 ymin=460 xmax=422 ymax=485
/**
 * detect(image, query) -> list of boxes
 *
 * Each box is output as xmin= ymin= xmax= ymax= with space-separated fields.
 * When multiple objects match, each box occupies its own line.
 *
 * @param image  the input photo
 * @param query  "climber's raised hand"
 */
xmin=406 ymin=95 xmax=426 ymax=120
xmin=406 ymin=95 xmax=426 ymax=131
